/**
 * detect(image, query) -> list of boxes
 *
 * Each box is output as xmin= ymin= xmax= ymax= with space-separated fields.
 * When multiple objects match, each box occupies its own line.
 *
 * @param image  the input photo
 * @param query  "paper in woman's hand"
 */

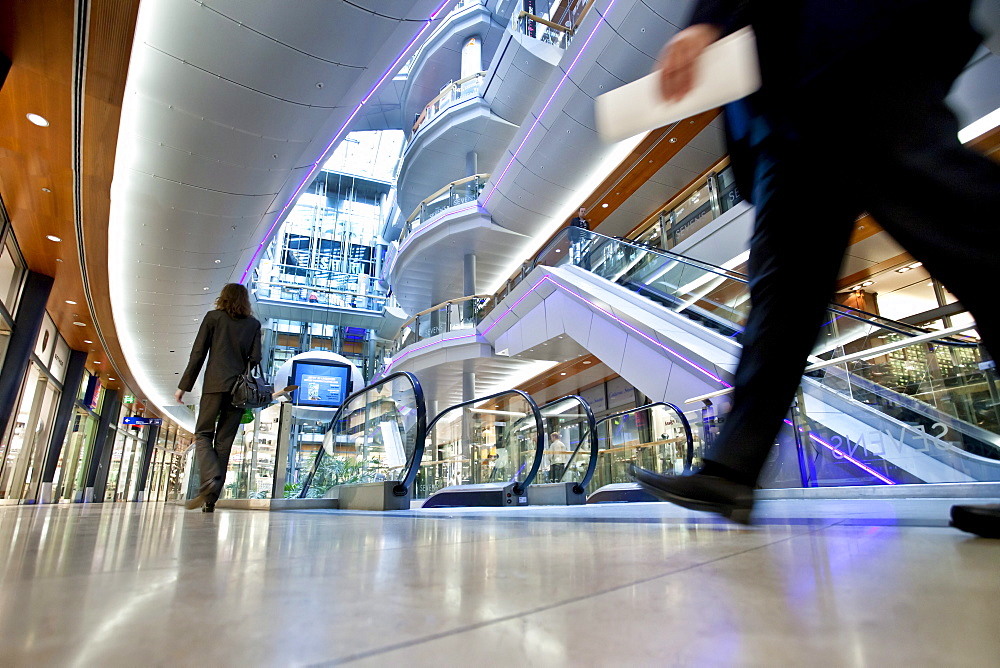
xmin=595 ymin=27 xmax=761 ymax=143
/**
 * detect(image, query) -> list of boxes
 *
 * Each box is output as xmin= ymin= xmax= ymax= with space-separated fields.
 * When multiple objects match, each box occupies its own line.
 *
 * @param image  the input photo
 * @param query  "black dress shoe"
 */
xmin=202 ymin=503 xmax=215 ymax=513
xmin=950 ymin=504 xmax=1000 ymax=538
xmin=184 ymin=493 xmax=208 ymax=510
xmin=629 ymin=464 xmax=755 ymax=524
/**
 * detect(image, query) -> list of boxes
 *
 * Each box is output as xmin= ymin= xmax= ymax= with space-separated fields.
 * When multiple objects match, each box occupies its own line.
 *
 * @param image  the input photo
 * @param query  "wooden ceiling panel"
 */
xmin=0 ymin=0 xmax=151 ymax=408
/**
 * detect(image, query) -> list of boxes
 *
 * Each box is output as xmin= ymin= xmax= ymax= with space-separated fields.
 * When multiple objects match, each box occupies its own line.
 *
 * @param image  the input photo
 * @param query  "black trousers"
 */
xmin=709 ymin=63 xmax=1000 ymax=485
xmin=194 ymin=391 xmax=244 ymax=504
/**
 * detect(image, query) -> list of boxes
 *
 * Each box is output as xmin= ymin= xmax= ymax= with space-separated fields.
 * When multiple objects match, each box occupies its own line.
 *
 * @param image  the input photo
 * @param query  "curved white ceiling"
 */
xmin=109 ymin=0 xmax=457 ymax=430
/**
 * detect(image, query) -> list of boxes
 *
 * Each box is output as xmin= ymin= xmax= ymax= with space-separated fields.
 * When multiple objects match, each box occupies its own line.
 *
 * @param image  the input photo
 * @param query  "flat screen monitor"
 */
xmin=290 ymin=360 xmax=353 ymax=409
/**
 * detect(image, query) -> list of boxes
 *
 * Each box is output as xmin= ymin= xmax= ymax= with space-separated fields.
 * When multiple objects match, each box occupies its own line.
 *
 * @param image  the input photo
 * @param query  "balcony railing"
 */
xmin=411 ymin=71 xmax=487 ymax=135
xmin=254 ymin=268 xmax=387 ymax=312
xmin=396 ymin=173 xmax=489 ymax=247
xmin=379 ymin=295 xmax=494 ymax=372
xmin=513 ymin=10 xmax=575 ymax=49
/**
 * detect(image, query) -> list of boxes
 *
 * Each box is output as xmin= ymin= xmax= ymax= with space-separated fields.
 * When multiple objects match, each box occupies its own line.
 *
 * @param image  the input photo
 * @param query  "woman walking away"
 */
xmin=175 ymin=283 xmax=261 ymax=512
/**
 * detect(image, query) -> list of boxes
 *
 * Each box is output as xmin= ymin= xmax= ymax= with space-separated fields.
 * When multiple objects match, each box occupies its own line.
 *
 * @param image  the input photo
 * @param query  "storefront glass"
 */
xmin=0 ymin=361 xmax=61 ymax=502
xmin=56 ymin=408 xmax=99 ymax=502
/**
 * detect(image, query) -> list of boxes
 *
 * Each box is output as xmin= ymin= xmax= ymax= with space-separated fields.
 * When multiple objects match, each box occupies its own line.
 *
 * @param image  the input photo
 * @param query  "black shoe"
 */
xmin=950 ymin=504 xmax=1000 ymax=538
xmin=184 ymin=493 xmax=208 ymax=510
xmin=629 ymin=464 xmax=755 ymax=524
xmin=202 ymin=503 xmax=215 ymax=513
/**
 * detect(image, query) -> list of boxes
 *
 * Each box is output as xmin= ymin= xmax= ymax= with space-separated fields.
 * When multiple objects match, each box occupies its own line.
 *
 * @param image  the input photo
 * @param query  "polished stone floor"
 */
xmin=1 ymin=498 xmax=998 ymax=666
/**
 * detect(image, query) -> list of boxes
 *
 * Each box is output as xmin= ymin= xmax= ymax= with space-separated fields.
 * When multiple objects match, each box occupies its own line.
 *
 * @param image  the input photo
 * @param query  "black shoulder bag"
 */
xmin=231 ymin=361 xmax=273 ymax=409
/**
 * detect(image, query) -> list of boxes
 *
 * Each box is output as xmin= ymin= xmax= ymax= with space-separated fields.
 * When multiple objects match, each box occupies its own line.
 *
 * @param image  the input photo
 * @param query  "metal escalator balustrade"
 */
xmin=586 ymin=402 xmax=699 ymax=504
xmin=516 ymin=395 xmax=598 ymax=505
xmin=299 ymin=372 xmax=426 ymax=504
xmin=525 ymin=228 xmax=1000 ymax=475
xmin=417 ymin=389 xmax=543 ymax=508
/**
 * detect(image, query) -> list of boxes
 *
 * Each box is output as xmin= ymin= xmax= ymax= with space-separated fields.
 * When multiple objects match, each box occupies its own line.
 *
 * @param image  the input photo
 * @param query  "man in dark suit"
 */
xmin=175 ymin=283 xmax=262 ymax=512
xmin=632 ymin=1 xmax=1000 ymax=533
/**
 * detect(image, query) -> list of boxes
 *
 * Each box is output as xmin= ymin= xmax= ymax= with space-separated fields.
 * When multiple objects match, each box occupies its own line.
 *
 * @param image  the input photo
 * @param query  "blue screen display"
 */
xmin=291 ymin=361 xmax=352 ymax=409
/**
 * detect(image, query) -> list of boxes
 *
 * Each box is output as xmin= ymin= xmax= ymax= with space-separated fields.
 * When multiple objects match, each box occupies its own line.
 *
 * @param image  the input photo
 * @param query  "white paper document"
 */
xmin=595 ymin=27 xmax=761 ymax=143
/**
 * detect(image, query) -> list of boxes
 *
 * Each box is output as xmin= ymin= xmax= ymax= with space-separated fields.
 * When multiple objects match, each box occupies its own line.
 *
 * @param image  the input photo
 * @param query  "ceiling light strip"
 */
xmin=241 ymin=0 xmax=454 ymax=283
xmin=71 ymin=0 xmax=126 ymax=388
xmin=482 ymin=0 xmax=618 ymax=207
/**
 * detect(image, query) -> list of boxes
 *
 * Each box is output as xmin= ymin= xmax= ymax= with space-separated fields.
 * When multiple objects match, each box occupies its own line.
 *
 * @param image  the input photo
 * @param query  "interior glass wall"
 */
xmin=0 ymin=361 xmax=60 ymax=503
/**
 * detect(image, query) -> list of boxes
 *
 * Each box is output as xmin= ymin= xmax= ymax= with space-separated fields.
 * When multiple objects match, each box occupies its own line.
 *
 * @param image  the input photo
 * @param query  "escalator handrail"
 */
xmin=534 ymin=227 xmax=977 ymax=348
xmin=425 ymin=388 xmax=544 ymax=496
xmin=540 ymin=394 xmax=600 ymax=494
xmin=299 ymin=371 xmax=426 ymax=499
xmin=593 ymin=402 xmax=695 ymax=472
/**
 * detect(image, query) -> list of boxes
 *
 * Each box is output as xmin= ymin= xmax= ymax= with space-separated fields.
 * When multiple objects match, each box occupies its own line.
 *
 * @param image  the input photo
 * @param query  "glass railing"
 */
xmin=513 ymin=11 xmax=574 ymax=49
xmin=513 ymin=394 xmax=598 ymax=490
xmin=387 ymin=295 xmax=493 ymax=358
xmin=253 ymin=268 xmax=387 ymax=311
xmin=397 ymin=174 xmax=489 ymax=248
xmin=529 ymin=228 xmax=998 ymax=463
xmin=588 ymin=403 xmax=698 ymax=493
xmin=411 ymin=71 xmax=487 ymax=135
xmin=412 ymin=390 xmax=543 ymax=500
xmin=299 ymin=372 xmax=426 ymax=499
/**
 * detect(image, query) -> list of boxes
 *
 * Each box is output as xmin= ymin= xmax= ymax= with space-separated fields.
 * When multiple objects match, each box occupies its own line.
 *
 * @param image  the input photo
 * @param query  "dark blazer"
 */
xmin=179 ymin=310 xmax=262 ymax=394
xmin=690 ymin=0 xmax=977 ymax=91
xmin=688 ymin=0 xmax=980 ymax=202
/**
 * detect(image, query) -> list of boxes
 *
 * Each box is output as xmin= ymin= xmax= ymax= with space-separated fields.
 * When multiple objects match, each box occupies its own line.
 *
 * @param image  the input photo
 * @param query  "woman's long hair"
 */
xmin=215 ymin=283 xmax=253 ymax=318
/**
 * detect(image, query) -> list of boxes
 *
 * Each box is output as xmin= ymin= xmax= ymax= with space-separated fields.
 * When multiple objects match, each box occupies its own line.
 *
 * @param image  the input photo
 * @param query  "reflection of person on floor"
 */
xmin=631 ymin=1 xmax=1000 ymax=537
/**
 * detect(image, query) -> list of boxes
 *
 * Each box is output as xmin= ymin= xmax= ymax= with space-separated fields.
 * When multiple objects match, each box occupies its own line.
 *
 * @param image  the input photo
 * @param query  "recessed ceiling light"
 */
xmin=55 ymin=258 xmax=63 ymax=263
xmin=41 ymin=187 xmax=51 ymax=193
xmin=214 ymin=259 xmax=221 ymax=264
xmin=46 ymin=235 xmax=62 ymax=242
xmin=83 ymin=340 xmax=93 ymax=344
xmin=601 ymin=203 xmax=608 ymax=208
xmin=65 ymin=300 xmax=77 ymax=305
xmin=896 ymin=267 xmax=911 ymax=273
xmin=860 ymin=280 xmax=874 ymax=287
xmin=94 ymin=361 xmax=101 ymax=364
xmin=73 ymin=321 xmax=86 ymax=327
xmin=27 ymin=113 xmax=49 ymax=127
xmin=560 ymin=372 xmax=567 ymax=376
xmin=108 ymin=378 xmax=116 ymax=381
xmin=203 ymin=287 xmax=210 ymax=291
xmin=583 ymin=360 xmax=592 ymax=365
xmin=908 ymin=262 xmax=923 ymax=269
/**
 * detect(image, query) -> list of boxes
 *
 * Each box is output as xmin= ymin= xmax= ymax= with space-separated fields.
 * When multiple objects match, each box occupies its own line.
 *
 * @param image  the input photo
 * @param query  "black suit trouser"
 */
xmin=709 ymin=66 xmax=1000 ymax=485
xmin=194 ymin=391 xmax=244 ymax=503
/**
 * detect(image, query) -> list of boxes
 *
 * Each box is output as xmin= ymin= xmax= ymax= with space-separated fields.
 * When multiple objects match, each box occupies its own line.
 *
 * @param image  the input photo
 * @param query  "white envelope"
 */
xmin=595 ymin=27 xmax=761 ymax=143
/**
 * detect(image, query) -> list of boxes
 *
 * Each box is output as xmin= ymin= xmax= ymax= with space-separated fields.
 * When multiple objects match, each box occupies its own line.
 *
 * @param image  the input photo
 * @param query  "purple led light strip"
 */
xmin=784 ymin=419 xmax=896 ymax=485
xmin=481 ymin=0 xmax=618 ymax=206
xmin=241 ymin=0 xmax=454 ymax=283
xmin=396 ymin=204 xmax=479 ymax=255
xmin=382 ymin=333 xmax=478 ymax=374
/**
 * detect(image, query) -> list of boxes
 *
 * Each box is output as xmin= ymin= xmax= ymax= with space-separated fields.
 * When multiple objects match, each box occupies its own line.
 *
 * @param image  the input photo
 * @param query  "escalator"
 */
xmin=298 ymin=379 xmax=607 ymax=509
xmin=415 ymin=392 xmax=601 ymax=507
xmin=483 ymin=228 xmax=1000 ymax=488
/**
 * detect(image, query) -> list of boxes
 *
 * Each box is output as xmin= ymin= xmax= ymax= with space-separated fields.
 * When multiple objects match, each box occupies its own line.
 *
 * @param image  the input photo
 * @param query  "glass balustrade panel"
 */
xmin=534 ymin=396 xmax=593 ymax=485
xmin=415 ymin=393 xmax=538 ymax=500
xmin=589 ymin=404 xmax=701 ymax=493
xmin=304 ymin=376 xmax=421 ymax=498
